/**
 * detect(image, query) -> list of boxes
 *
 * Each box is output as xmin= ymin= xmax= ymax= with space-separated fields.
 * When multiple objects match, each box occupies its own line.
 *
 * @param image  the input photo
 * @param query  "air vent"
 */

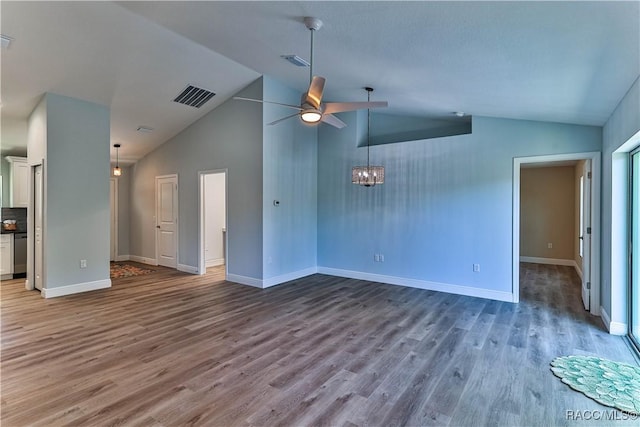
xmin=173 ymin=85 xmax=216 ymax=108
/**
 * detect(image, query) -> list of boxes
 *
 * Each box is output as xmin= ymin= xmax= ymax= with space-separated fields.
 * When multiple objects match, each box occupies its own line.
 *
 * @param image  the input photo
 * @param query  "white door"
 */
xmin=156 ymin=175 xmax=178 ymax=268
xmin=110 ymin=178 xmax=117 ymax=261
xmin=580 ymin=160 xmax=592 ymax=310
xmin=34 ymin=165 xmax=43 ymax=291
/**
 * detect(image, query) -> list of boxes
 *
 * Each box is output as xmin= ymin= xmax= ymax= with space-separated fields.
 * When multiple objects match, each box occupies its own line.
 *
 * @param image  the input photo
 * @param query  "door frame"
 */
xmin=110 ymin=178 xmax=118 ymax=262
xmin=26 ymin=162 xmax=44 ymax=292
xmin=198 ymin=169 xmax=228 ymax=276
xmin=513 ymin=151 xmax=601 ymax=316
xmin=155 ymin=174 xmax=179 ymax=268
xmin=580 ymin=159 xmax=592 ymax=310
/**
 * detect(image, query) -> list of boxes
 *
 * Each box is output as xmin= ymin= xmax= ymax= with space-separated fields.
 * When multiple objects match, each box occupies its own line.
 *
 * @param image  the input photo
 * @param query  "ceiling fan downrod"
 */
xmin=304 ymin=17 xmax=323 ymax=85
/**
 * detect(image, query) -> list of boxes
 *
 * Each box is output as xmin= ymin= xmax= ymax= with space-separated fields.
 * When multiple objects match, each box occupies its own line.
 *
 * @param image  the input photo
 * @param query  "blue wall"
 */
xmin=262 ymin=77 xmax=318 ymax=282
xmin=318 ymin=113 xmax=601 ymax=298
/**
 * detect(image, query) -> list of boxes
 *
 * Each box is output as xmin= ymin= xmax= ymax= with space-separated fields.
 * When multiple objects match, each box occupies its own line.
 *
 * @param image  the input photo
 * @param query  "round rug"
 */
xmin=550 ymin=355 xmax=640 ymax=415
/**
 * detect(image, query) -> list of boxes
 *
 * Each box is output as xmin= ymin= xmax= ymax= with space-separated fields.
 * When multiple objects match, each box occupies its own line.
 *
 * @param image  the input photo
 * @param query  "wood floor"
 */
xmin=1 ymin=263 xmax=637 ymax=426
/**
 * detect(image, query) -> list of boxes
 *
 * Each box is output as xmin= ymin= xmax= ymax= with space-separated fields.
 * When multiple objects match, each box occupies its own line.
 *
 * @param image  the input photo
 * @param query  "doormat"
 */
xmin=110 ymin=263 xmax=154 ymax=279
xmin=550 ymin=355 xmax=640 ymax=415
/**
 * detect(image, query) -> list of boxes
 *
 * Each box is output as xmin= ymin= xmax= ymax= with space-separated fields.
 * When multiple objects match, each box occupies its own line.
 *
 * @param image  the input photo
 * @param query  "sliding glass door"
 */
xmin=630 ymin=149 xmax=640 ymax=351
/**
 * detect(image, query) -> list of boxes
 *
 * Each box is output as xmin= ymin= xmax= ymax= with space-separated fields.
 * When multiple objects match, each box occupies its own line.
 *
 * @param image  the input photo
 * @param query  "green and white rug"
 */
xmin=551 ymin=355 xmax=640 ymax=415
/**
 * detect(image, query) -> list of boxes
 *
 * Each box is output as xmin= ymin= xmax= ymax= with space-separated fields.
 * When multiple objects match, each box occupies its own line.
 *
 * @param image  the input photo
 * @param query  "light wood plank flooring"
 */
xmin=1 ymin=263 xmax=637 ymax=426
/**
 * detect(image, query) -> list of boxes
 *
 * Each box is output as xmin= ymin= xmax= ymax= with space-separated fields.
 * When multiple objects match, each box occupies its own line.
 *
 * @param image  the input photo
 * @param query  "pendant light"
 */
xmin=113 ymin=143 xmax=122 ymax=176
xmin=352 ymin=87 xmax=384 ymax=187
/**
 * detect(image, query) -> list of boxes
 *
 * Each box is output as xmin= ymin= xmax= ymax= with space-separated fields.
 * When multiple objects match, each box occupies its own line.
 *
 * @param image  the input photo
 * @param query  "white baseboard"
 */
xmin=317 ymin=267 xmax=513 ymax=302
xmin=129 ymin=255 xmax=158 ymax=266
xmin=206 ymin=258 xmax=225 ymax=268
xmin=600 ymin=306 xmax=627 ymax=335
xmin=574 ymin=263 xmax=583 ymax=280
xmin=178 ymin=264 xmax=199 ymax=274
xmin=1 ymin=274 xmax=13 ymax=281
xmin=262 ymin=267 xmax=318 ymax=288
xmin=115 ymin=255 xmax=130 ymax=262
xmin=227 ymin=267 xmax=318 ymax=289
xmin=520 ymin=256 xmax=576 ymax=267
xmin=226 ymin=273 xmax=263 ymax=288
xmin=42 ymin=278 xmax=111 ymax=299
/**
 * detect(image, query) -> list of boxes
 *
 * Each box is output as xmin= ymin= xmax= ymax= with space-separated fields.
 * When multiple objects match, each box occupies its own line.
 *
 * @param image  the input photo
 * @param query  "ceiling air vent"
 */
xmin=173 ymin=85 xmax=216 ymax=108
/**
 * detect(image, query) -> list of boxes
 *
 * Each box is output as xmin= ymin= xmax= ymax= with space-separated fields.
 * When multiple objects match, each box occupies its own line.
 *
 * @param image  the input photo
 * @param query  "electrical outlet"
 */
xmin=380 ymin=254 xmax=384 ymax=262
xmin=374 ymin=254 xmax=380 ymax=262
xmin=473 ymin=264 xmax=480 ymax=272
xmin=548 ymin=243 xmax=553 ymax=249
xmin=80 ymin=259 xmax=87 ymax=269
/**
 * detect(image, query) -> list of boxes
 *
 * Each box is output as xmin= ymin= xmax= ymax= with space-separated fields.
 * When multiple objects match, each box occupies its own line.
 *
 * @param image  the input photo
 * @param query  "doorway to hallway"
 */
xmin=198 ymin=170 xmax=227 ymax=276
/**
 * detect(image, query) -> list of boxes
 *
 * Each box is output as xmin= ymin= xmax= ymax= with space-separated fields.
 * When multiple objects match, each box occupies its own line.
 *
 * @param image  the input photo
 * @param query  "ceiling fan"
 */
xmin=234 ymin=17 xmax=388 ymax=129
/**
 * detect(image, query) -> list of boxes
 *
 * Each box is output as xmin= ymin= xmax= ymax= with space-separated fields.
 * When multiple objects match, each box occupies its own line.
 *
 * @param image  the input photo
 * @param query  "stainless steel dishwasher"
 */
xmin=13 ymin=232 xmax=27 ymax=276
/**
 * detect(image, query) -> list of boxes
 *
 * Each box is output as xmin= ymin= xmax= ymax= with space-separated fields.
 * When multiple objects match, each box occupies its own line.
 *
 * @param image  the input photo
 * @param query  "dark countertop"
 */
xmin=1 ymin=229 xmax=26 ymax=234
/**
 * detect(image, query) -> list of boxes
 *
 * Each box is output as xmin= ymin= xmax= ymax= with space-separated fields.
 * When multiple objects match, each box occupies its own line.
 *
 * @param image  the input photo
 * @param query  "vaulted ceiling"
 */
xmin=2 ymin=1 xmax=638 ymax=161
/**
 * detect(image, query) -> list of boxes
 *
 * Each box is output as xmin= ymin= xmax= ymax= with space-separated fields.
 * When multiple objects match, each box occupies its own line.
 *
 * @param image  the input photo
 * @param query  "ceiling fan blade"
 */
xmin=267 ymin=113 xmax=300 ymax=126
xmin=304 ymin=76 xmax=326 ymax=108
xmin=321 ymin=113 xmax=347 ymax=129
xmin=324 ymin=101 xmax=388 ymax=114
xmin=234 ymin=97 xmax=302 ymax=111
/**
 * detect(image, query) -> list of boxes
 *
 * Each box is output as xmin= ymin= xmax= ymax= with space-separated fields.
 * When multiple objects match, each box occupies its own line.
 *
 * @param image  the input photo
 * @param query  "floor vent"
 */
xmin=173 ymin=85 xmax=216 ymax=108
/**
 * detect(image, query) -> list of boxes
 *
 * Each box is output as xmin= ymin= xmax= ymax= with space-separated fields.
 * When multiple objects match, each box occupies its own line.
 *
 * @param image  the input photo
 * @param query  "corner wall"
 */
xmin=602 ymin=76 xmax=640 ymax=332
xmin=26 ymin=93 xmax=111 ymax=295
xmin=129 ymin=78 xmax=264 ymax=281
xmin=262 ymin=76 xmax=318 ymax=285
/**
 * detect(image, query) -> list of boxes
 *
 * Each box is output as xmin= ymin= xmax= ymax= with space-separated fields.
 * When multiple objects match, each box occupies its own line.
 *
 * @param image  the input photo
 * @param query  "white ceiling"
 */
xmin=2 ymin=1 xmax=639 ymax=162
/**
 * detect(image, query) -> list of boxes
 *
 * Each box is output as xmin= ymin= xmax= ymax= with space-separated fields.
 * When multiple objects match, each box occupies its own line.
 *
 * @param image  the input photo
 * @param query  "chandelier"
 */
xmin=352 ymin=87 xmax=384 ymax=187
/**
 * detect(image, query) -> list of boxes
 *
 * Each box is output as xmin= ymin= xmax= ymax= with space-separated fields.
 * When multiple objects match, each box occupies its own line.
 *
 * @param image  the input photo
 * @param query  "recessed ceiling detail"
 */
xmin=173 ymin=85 xmax=216 ymax=108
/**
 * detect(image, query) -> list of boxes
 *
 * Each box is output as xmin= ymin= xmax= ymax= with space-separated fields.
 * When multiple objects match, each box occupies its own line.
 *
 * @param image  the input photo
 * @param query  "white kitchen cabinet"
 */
xmin=0 ymin=234 xmax=13 ymax=278
xmin=6 ymin=157 xmax=29 ymax=207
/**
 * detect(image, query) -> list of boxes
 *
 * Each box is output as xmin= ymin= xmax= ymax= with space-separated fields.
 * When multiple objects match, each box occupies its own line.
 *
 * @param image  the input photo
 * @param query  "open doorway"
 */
xmin=513 ymin=152 xmax=601 ymax=316
xmin=198 ymin=170 xmax=227 ymax=276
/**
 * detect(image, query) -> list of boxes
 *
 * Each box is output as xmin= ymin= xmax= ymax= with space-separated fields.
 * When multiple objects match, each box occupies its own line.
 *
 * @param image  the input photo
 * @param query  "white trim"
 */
xmin=317 ymin=267 xmax=513 ymax=302
xmin=41 ymin=279 xmax=111 ymax=299
xmin=226 ymin=273 xmax=263 ymax=288
xmin=262 ymin=267 xmax=318 ymax=288
xmin=206 ymin=258 xmax=225 ymax=268
xmin=129 ymin=255 xmax=158 ymax=266
xmin=574 ymin=263 xmax=583 ymax=280
xmin=609 ymin=130 xmax=640 ymax=343
xmin=600 ymin=305 xmax=628 ymax=335
xmin=177 ymin=264 xmax=199 ymax=274
xmin=115 ymin=255 xmax=130 ymax=262
xmin=519 ymin=256 xmax=575 ymax=266
xmin=513 ymin=152 xmax=601 ymax=316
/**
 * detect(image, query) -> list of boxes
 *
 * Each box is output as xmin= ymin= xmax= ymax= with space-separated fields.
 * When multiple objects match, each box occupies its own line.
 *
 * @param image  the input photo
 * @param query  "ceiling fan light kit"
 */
xmin=300 ymin=109 xmax=322 ymax=123
xmin=232 ymin=17 xmax=388 ymax=129
xmin=352 ymin=87 xmax=384 ymax=187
